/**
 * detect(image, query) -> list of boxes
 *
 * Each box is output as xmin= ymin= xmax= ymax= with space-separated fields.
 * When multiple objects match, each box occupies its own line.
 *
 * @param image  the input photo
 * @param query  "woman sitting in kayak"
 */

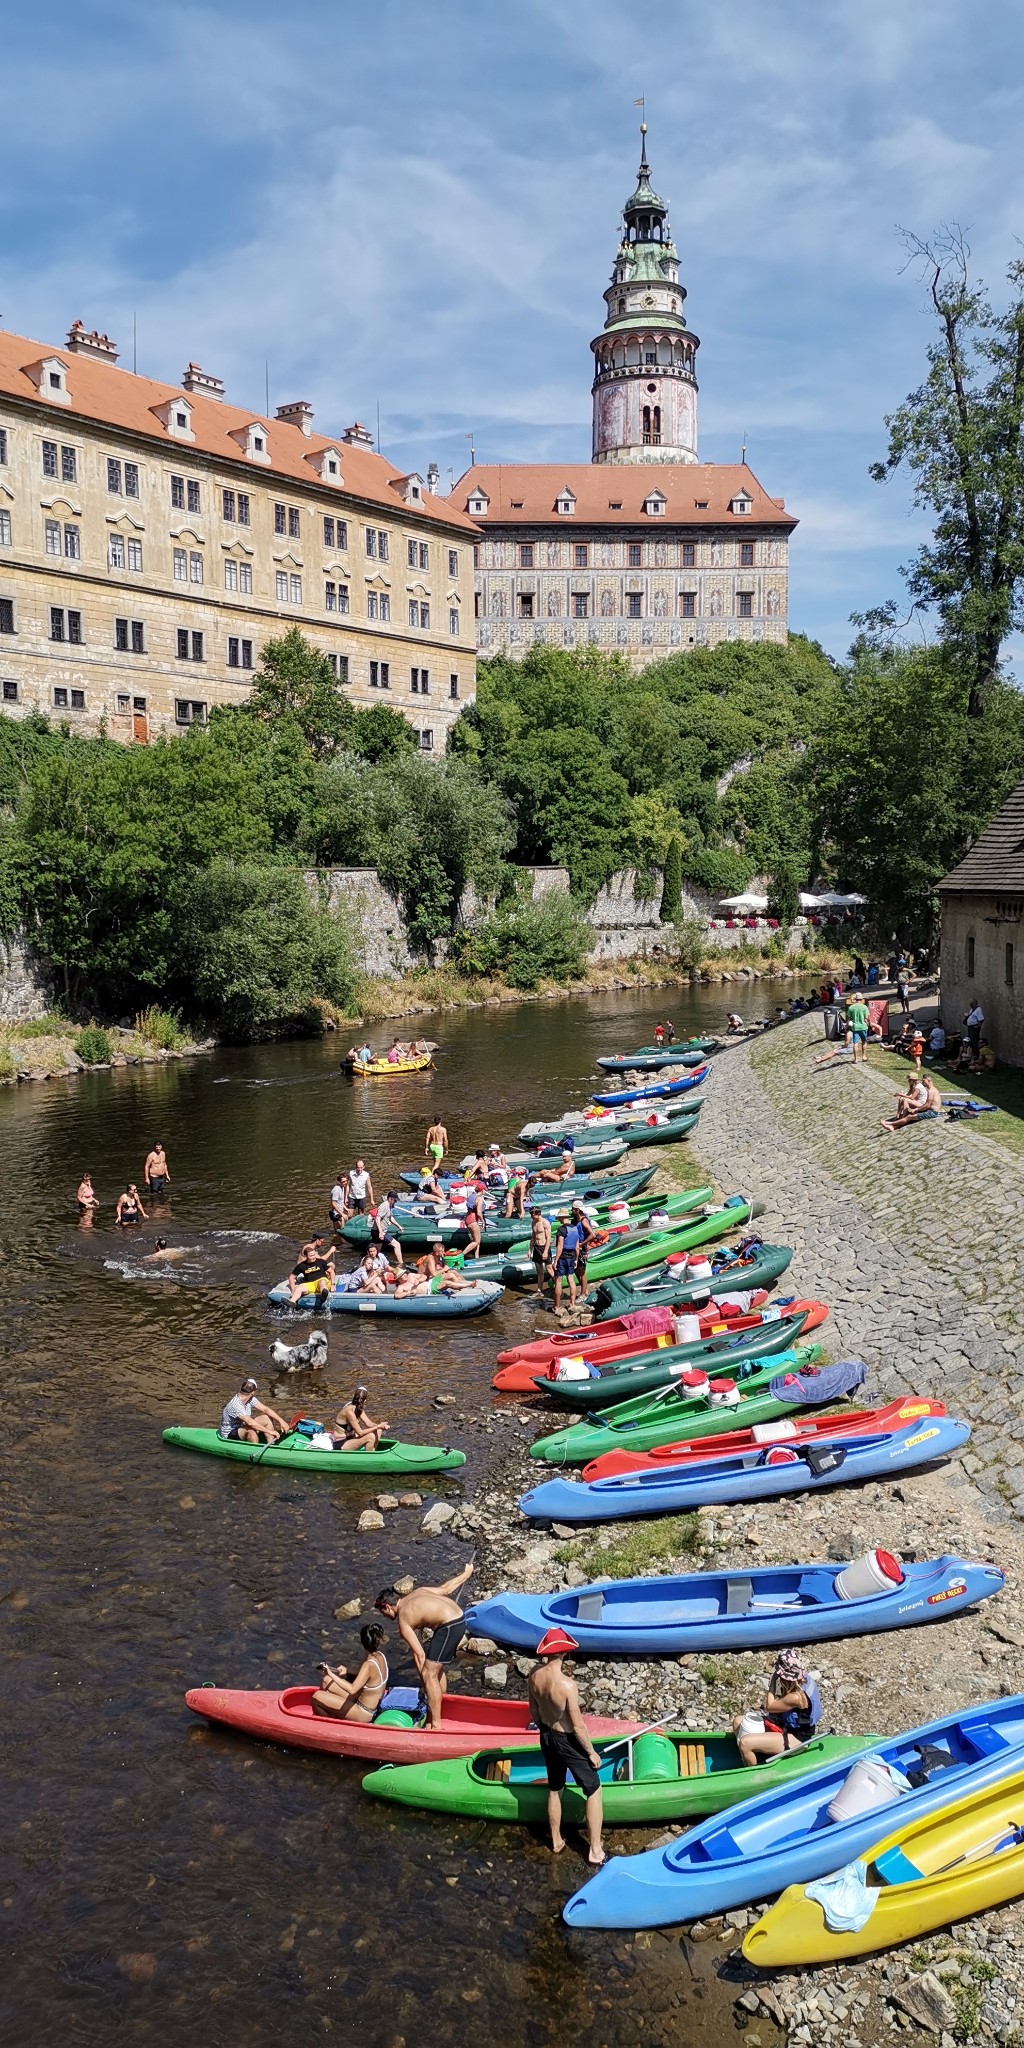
xmin=312 ymin=1623 xmax=391 ymax=1720
xmin=730 ymin=1650 xmax=821 ymax=1766
xmin=331 ymin=1385 xmax=389 ymax=1451
xmin=394 ymin=1247 xmax=479 ymax=1296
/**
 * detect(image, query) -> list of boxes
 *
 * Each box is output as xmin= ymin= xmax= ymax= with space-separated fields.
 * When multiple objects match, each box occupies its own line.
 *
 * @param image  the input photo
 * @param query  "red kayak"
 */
xmin=581 ymin=1397 xmax=948 ymax=1480
xmin=494 ymin=1301 xmax=764 ymax=1369
xmin=185 ymin=1685 xmax=640 ymax=1763
xmin=492 ymin=1299 xmax=828 ymax=1394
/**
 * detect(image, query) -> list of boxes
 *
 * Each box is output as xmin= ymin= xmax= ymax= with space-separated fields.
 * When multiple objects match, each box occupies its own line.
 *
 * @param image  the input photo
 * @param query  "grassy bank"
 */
xmin=0 ymin=1008 xmax=205 ymax=1083
xmin=349 ymin=947 xmax=854 ymax=1023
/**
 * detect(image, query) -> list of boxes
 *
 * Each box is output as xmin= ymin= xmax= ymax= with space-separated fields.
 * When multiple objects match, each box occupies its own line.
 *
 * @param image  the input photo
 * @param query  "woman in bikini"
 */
xmin=331 ymin=1386 xmax=389 ymax=1451
xmin=312 ymin=1623 xmax=390 ymax=1721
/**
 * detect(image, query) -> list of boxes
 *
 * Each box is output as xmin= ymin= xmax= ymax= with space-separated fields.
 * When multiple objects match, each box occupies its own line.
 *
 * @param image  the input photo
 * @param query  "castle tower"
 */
xmin=591 ymin=126 xmax=700 ymax=466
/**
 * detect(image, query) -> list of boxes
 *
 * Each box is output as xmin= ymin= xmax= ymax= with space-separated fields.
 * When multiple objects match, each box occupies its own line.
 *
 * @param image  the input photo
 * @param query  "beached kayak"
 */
xmin=466 ymin=1554 xmax=1006 ymax=1661
xmin=493 ymin=1297 xmax=789 ymax=1387
xmin=163 ymin=1427 xmax=465 ymax=1473
xmin=525 ymin=1307 xmax=819 ymax=1409
xmin=520 ymin=1416 xmax=971 ymax=1523
xmin=267 ymin=1274 xmax=506 ymax=1314
xmin=362 ymin=1728 xmax=873 ymax=1825
xmin=572 ymin=1198 xmax=760 ymax=1284
xmin=185 ymin=1684 xmax=638 ymax=1763
xmin=596 ymin=1049 xmax=707 ymax=1073
xmin=743 ymin=1762 xmax=1024 ymax=1965
xmin=564 ymin=1690 xmax=1024 ymax=1930
xmin=458 ymin=1139 xmax=631 ymax=1173
xmin=521 ymin=1109 xmax=702 ymax=1152
xmin=593 ymin=1068 xmax=708 ymax=1109
xmin=528 ymin=1342 xmax=825 ymax=1464
xmin=340 ymin=1183 xmax=717 ymax=1253
xmin=585 ymin=1397 xmax=949 ymax=1479
xmin=591 ymin=1243 xmax=794 ymax=1319
xmin=398 ymin=1166 xmax=657 ymax=1201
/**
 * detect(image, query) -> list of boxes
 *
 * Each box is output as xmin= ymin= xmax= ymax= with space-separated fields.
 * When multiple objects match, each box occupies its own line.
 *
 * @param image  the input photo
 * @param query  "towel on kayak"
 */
xmin=620 ymin=1308 xmax=676 ymax=1340
xmin=804 ymin=1859 xmax=878 ymax=1932
xmin=769 ymin=1357 xmax=867 ymax=1406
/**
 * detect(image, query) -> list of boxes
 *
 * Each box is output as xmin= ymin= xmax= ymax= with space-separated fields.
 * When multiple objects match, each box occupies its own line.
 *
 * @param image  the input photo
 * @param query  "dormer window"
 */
xmin=730 ymin=493 xmax=753 ymax=516
xmin=154 ymin=397 xmax=195 ymax=443
xmin=644 ymin=492 xmax=667 ymax=517
xmin=305 ymin=446 xmax=344 ymax=487
xmin=26 ymin=356 xmax=72 ymax=407
xmin=468 ymin=491 xmax=489 ymax=517
xmin=556 ymin=489 xmax=577 ymax=517
xmin=228 ymin=421 xmax=271 ymax=465
xmin=394 ymin=473 xmax=426 ymax=507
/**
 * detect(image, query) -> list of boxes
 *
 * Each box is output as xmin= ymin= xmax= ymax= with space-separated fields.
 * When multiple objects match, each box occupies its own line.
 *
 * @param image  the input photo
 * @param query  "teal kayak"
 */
xmin=163 ymin=1426 xmax=465 ymax=1473
xmin=591 ymin=1243 xmax=793 ymax=1318
xmin=339 ymin=1183 xmax=715 ymax=1253
xmin=528 ymin=1342 xmax=826 ymax=1463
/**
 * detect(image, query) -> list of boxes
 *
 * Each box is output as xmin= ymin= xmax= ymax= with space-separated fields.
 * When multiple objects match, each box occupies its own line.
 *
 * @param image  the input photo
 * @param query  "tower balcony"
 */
xmin=592 ymin=358 xmax=698 ymax=386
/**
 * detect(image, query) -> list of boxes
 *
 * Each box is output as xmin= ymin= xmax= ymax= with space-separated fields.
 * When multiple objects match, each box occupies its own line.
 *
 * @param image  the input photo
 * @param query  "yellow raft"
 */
xmin=743 ymin=1765 xmax=1024 ymax=1966
xmin=350 ymin=1052 xmax=433 ymax=1077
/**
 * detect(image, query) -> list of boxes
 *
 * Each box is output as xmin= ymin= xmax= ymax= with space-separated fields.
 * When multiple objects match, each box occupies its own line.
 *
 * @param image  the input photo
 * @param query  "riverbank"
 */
xmin=421 ymin=1019 xmax=1024 ymax=2047
xmin=350 ymin=947 xmax=857 ymax=1023
xmin=0 ymin=1011 xmax=212 ymax=1084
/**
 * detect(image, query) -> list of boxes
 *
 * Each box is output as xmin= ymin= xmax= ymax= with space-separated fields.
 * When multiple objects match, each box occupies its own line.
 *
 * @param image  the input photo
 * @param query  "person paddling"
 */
xmin=374 ymin=1564 xmax=474 ymax=1731
xmin=527 ymin=1627 xmax=605 ymax=1865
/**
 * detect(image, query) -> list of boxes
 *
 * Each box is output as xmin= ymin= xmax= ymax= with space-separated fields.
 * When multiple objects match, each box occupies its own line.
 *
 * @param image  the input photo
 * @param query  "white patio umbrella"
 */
xmin=719 ymin=893 xmax=769 ymax=912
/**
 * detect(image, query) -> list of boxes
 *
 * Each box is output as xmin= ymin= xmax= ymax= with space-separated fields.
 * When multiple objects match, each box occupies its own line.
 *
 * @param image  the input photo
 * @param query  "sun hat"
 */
xmin=536 ymin=1626 xmax=579 ymax=1657
xmin=775 ymin=1648 xmax=805 ymax=1681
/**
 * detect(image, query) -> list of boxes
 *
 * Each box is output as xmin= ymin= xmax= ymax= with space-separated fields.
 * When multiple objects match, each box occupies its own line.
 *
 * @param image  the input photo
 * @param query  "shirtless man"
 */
xmin=529 ymin=1207 xmax=553 ymax=1289
xmin=527 ymin=1627 xmax=605 ymax=1865
xmin=332 ymin=1385 xmax=388 ymax=1451
xmin=425 ymin=1116 xmax=449 ymax=1170
xmin=374 ymin=1563 xmax=474 ymax=1730
xmin=143 ymin=1238 xmax=186 ymax=1263
xmin=144 ymin=1141 xmax=170 ymax=1199
xmin=880 ymin=1073 xmax=932 ymax=1134
xmin=532 ymin=1146 xmax=576 ymax=1185
xmin=503 ymin=1165 xmax=529 ymax=1219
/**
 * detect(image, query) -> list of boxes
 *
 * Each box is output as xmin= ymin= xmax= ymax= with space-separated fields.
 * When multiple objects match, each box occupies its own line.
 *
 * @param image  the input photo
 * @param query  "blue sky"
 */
xmin=3 ymin=0 xmax=1022 ymax=661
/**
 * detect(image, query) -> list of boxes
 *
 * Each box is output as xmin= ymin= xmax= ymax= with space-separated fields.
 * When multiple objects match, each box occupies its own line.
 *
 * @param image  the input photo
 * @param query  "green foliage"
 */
xmin=9 ymin=1013 xmax=68 ymax=1039
xmin=76 ymin=1024 xmax=112 ymax=1064
xmin=767 ymin=860 xmax=801 ymax=926
xmin=246 ymin=627 xmax=355 ymax=759
xmin=134 ymin=1006 xmax=185 ymax=1050
xmin=659 ymin=835 xmax=683 ymax=922
xmin=0 ymin=1046 xmax=14 ymax=1079
xmin=669 ymin=915 xmax=706 ymax=972
xmin=348 ymin=702 xmax=419 ymax=762
xmin=453 ymin=890 xmax=590 ymax=989
xmin=557 ymin=1514 xmax=705 ymax=1581
xmin=175 ymin=860 xmax=355 ymax=1039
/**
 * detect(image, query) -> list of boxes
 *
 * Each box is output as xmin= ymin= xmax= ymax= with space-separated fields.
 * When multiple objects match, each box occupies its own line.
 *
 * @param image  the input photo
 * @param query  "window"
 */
xmin=175 ymin=699 xmax=207 ymax=725
xmin=324 ymin=515 xmax=336 ymax=548
xmin=448 ymin=548 xmax=459 ymax=578
xmin=628 ymin=592 xmax=642 ymax=619
xmin=737 ymin=591 xmax=753 ymax=617
xmin=173 ymin=548 xmax=187 ymax=581
xmin=0 ymin=599 xmax=13 ymax=634
xmin=368 ymin=592 xmax=379 ymax=620
xmin=574 ymin=543 xmax=589 ymax=568
xmin=170 ymin=475 xmax=185 ymax=509
xmin=0 ymin=428 xmax=7 ymax=464
xmin=125 ymin=463 xmax=139 ymax=499
xmin=227 ymin=636 xmax=253 ymax=669
xmin=1 ymin=678 xmax=17 ymax=701
xmin=45 ymin=519 xmax=61 ymax=556
xmin=682 ymin=542 xmax=695 ymax=567
xmin=54 ymin=687 xmax=85 ymax=710
xmin=176 ymin=629 xmax=205 ymax=661
xmin=740 ymin=540 xmax=755 ymax=567
xmin=518 ymin=592 xmax=535 ymax=618
xmin=450 ymin=673 xmax=459 ymax=700
xmin=365 ymin=528 xmax=377 ymax=558
xmin=224 ymin=559 xmax=237 ymax=592
xmin=627 ymin=542 xmax=642 ymax=567
xmin=418 ymin=728 xmax=433 ymax=751
xmin=50 ymin=607 xmax=82 ymax=643
xmin=473 ymin=545 xmax=480 ymax=568
xmin=223 ymin=489 xmax=236 ymax=522
xmin=680 ymin=592 xmax=696 ymax=617
xmin=114 ymin=618 xmax=145 ymax=653
xmin=474 ymin=592 xmax=481 ymax=618
xmin=64 ymin=524 xmax=80 ymax=560
xmin=369 ymin=660 xmax=390 ymax=689
xmin=239 ymin=562 xmax=252 ymax=594
xmin=107 ymin=458 xmax=122 ymax=493
xmin=408 ymin=600 xmax=418 ymax=628
xmin=326 ymin=653 xmax=350 ymax=683
xmin=1006 ymin=942 xmax=1015 ymax=986
xmin=61 ymin=446 xmax=77 ymax=483
xmin=378 ymin=530 xmax=389 ymax=562
xmin=416 ymin=602 xmax=427 ymax=629
xmin=326 ymin=580 xmax=350 ymax=613
xmin=274 ymin=503 xmax=287 ymax=535
xmin=642 ymin=404 xmax=661 ymax=445
xmin=380 ymin=593 xmax=390 ymax=621
xmin=967 ymin=935 xmax=975 ymax=978
xmin=42 ymin=440 xmax=58 ymax=479
xmin=418 ymin=542 xmax=429 ymax=571
xmin=114 ymin=618 xmax=127 ymax=650
xmin=0 ymin=512 xmax=9 ymax=547
xmin=127 ymin=538 xmax=142 ymax=572
xmin=574 ymin=593 xmax=589 ymax=619
xmin=411 ymin=667 xmax=429 ymax=694
xmin=449 ymin=608 xmax=459 ymax=636
xmin=407 ymin=538 xmax=417 ymax=568
xmin=116 ymin=693 xmax=130 ymax=712
xmin=237 ymin=493 xmax=250 ymax=526
xmin=189 ymin=551 xmax=203 ymax=584
xmin=177 ymin=412 xmax=189 ymax=431
xmin=276 ymin=571 xmax=288 ymax=601
xmin=288 ymin=507 xmax=300 ymax=539
xmin=290 ymin=574 xmax=301 ymax=604
xmin=187 ymin=479 xmax=201 ymax=513
xmin=519 ymin=544 xmax=534 ymax=568
xmin=131 ymin=620 xmax=144 ymax=653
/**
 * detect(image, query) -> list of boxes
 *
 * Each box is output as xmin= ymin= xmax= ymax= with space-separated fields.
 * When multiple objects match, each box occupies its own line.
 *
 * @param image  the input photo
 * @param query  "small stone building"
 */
xmin=939 ymin=781 xmax=1024 ymax=1064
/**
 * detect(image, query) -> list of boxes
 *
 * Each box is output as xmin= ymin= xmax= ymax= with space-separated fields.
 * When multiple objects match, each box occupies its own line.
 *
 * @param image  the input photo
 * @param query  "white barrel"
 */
xmin=835 ymin=1550 xmax=905 ymax=1601
xmin=607 ymin=1202 xmax=630 ymax=1225
xmin=552 ymin=1356 xmax=591 ymax=1382
xmin=649 ymin=1210 xmax=671 ymax=1230
xmin=688 ymin=1255 xmax=713 ymax=1280
xmin=673 ymin=1313 xmax=703 ymax=1345
xmin=737 ymin=1712 xmax=766 ymax=1737
xmin=751 ymin=1420 xmax=799 ymax=1443
xmin=709 ymin=1379 xmax=740 ymax=1409
xmin=680 ymin=1370 xmax=710 ymax=1397
xmin=826 ymin=1758 xmax=904 ymax=1824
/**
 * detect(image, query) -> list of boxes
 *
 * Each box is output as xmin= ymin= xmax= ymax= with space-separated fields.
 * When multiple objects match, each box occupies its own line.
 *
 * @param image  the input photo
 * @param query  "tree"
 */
xmin=247 ymin=628 xmax=355 ymax=758
xmin=659 ymin=835 xmax=683 ymax=922
xmin=175 ymin=858 xmax=354 ymax=1037
xmin=350 ymin=703 xmax=418 ymax=762
xmin=866 ymin=231 xmax=1024 ymax=715
xmin=767 ymin=860 xmax=800 ymax=926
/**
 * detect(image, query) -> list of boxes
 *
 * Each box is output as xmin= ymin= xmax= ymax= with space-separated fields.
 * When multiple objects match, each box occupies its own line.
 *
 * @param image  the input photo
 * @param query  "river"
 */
xmin=0 ymin=984 xmax=785 ymax=2048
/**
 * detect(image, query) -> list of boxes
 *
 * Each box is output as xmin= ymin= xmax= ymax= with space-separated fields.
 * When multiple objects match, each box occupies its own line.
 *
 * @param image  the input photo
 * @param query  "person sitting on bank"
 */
xmin=77 ymin=1172 xmax=100 ymax=1215
xmin=731 ymin=1649 xmax=821 ymax=1766
xmin=527 ymin=1627 xmax=605 ymax=1866
xmin=927 ymin=1022 xmax=947 ymax=1061
xmin=287 ymin=1239 xmax=336 ymax=1303
xmin=331 ymin=1385 xmax=388 ymax=1450
xmin=972 ymin=1036 xmax=997 ymax=1073
xmin=312 ymin=1623 xmax=391 ymax=1722
xmin=115 ymin=1184 xmax=148 ymax=1226
xmin=218 ymin=1376 xmax=287 ymax=1445
xmin=374 ymin=1563 xmax=474 ymax=1731
xmin=881 ymin=1072 xmax=940 ymax=1133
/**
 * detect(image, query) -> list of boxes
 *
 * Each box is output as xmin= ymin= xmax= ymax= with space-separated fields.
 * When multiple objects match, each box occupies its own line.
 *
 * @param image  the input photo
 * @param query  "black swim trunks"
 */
xmin=425 ymin=1618 xmax=466 ymax=1666
xmin=148 ymin=1176 xmax=166 ymax=1197
xmin=539 ymin=1725 xmax=601 ymax=1797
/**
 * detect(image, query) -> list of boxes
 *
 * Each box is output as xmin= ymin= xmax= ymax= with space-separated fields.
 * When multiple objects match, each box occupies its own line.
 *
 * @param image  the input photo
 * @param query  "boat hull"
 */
xmin=163 ymin=1427 xmax=465 ymax=1473
xmin=185 ymin=1684 xmax=637 ymax=1761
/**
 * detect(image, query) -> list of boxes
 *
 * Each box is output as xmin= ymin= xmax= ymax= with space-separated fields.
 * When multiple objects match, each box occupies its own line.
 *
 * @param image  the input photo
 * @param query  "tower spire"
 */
xmin=590 ymin=131 xmax=700 ymax=466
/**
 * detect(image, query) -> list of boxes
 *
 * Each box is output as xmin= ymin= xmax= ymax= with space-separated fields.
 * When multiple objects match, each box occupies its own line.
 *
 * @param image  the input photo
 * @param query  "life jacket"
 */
xmin=775 ymin=1674 xmax=821 ymax=1741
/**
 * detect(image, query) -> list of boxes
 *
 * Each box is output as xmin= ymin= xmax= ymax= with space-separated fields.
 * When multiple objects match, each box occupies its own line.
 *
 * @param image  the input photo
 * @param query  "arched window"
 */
xmin=642 ymin=406 xmax=652 ymax=444
xmin=652 ymin=405 xmax=661 ymax=443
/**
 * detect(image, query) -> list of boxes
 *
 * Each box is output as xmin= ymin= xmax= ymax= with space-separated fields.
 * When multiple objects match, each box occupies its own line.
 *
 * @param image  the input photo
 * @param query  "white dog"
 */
xmin=269 ymin=1330 xmax=329 ymax=1372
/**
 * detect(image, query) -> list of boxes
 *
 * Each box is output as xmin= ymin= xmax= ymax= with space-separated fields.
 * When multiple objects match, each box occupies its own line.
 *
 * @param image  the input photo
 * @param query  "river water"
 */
xmin=0 ymin=985 xmax=785 ymax=2048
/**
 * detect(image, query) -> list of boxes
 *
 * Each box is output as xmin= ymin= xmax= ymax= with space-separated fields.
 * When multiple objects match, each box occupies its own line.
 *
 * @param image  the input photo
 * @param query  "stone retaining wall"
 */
xmin=0 ymin=936 xmax=51 ymax=1022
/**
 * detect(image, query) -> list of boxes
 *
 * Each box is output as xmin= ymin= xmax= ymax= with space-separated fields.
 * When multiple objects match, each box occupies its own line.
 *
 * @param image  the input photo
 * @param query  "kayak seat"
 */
xmin=697 ymin=1822 xmax=740 ymax=1861
xmin=726 ymin=1578 xmax=753 ymax=1616
xmin=875 ymin=1844 xmax=924 ymax=1885
xmin=965 ymin=1724 xmax=1009 ymax=1759
xmin=482 ymin=1755 xmax=512 ymax=1783
xmin=679 ymin=1742 xmax=707 ymax=1778
xmin=576 ymin=1592 xmax=606 ymax=1621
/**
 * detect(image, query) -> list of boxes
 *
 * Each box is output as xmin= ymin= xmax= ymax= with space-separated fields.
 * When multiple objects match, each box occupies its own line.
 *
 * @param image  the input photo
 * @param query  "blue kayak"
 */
xmin=518 ymin=1417 xmax=971 ymax=1523
xmin=563 ymin=1691 xmax=1024 ymax=1929
xmin=268 ymin=1278 xmax=505 ymax=1316
xmin=593 ymin=1067 xmax=708 ymax=1108
xmin=465 ymin=1553 xmax=1004 ymax=1657
xmin=595 ymin=1049 xmax=707 ymax=1073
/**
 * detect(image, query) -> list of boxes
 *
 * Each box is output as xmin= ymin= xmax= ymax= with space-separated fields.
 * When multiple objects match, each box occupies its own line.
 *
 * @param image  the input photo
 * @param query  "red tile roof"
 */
xmin=452 ymin=461 xmax=795 ymax=528
xmin=0 ymin=325 xmax=477 ymax=532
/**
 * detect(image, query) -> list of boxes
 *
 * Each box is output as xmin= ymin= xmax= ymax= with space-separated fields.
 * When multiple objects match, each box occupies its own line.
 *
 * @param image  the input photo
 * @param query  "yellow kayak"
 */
xmin=743 ymin=1764 xmax=1024 ymax=1966
xmin=350 ymin=1052 xmax=433 ymax=1077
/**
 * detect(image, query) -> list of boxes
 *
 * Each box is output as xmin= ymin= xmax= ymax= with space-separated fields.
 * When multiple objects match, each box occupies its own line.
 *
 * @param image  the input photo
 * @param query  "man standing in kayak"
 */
xmin=374 ymin=1564 xmax=474 ymax=1730
xmin=425 ymin=1116 xmax=448 ymax=1169
xmin=528 ymin=1628 xmax=605 ymax=1865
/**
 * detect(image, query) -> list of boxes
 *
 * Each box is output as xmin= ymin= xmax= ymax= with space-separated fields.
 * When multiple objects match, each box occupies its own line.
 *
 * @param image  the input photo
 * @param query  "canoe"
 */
xmin=635 ymin=1036 xmax=717 ymax=1056
xmin=593 ymin=1068 xmax=708 ymax=1109
xmin=596 ymin=1049 xmax=707 ymax=1073
xmin=520 ymin=1416 xmax=971 ymax=1524
xmin=457 ymin=1140 xmax=631 ymax=1173
xmin=362 ymin=1728 xmax=873 ymax=1826
xmin=163 ymin=1426 xmax=465 ymax=1473
xmin=185 ymin=1684 xmax=638 ymax=1764
xmin=493 ymin=1297 xmax=786 ymax=1386
xmin=523 ymin=1307 xmax=820 ymax=1409
xmin=619 ymin=1110 xmax=701 ymax=1149
xmin=592 ymin=1243 xmax=795 ymax=1319
xmin=585 ymin=1397 xmax=950 ymax=1479
xmin=520 ymin=1109 xmax=702 ymax=1152
xmin=465 ymin=1553 xmax=1006 ymax=1661
xmin=267 ymin=1273 xmax=506 ymax=1314
xmin=743 ymin=1761 xmax=1024 ymax=1966
xmin=528 ymin=1342 xmax=825 ymax=1464
xmin=564 ymin=1689 xmax=1024 ymax=1930
xmin=398 ymin=1166 xmax=657 ymax=1201
xmin=339 ymin=1183 xmax=717 ymax=1252
xmin=571 ymin=1198 xmax=760 ymax=1284
xmin=349 ymin=1052 xmax=432 ymax=1077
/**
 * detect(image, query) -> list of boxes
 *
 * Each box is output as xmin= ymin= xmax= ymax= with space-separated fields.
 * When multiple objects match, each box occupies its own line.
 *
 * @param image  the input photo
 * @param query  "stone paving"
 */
xmin=690 ymin=1014 xmax=1024 ymax=1517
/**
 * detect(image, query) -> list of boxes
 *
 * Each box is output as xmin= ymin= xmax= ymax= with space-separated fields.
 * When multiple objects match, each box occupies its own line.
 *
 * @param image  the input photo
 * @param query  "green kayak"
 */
xmin=524 ymin=1106 xmax=702 ymax=1151
xmin=535 ymin=1308 xmax=811 ymax=1409
xmin=489 ymin=1199 xmax=761 ymax=1290
xmin=163 ymin=1426 xmax=465 ymax=1473
xmin=528 ymin=1342 xmax=825 ymax=1464
xmin=363 ymin=1727 xmax=872 ymax=1826
xmin=591 ymin=1243 xmax=794 ymax=1319
xmin=340 ymin=1182 xmax=715 ymax=1253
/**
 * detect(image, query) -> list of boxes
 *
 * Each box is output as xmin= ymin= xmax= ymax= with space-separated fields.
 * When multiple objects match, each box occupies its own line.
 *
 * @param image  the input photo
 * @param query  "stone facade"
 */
xmin=590 ymin=126 xmax=699 ymax=467
xmin=0 ymin=325 xmax=477 ymax=749
xmin=0 ymin=935 xmax=51 ymax=1021
xmin=306 ymin=869 xmax=413 ymax=981
xmin=939 ymin=892 xmax=1022 ymax=1063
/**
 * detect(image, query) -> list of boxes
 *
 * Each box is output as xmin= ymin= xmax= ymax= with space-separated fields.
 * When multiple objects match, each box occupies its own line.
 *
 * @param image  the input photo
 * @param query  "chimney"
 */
xmin=66 ymin=321 xmax=119 ymax=364
xmin=427 ymin=461 xmax=440 ymax=493
xmin=181 ymin=362 xmax=225 ymax=400
xmin=276 ymin=400 xmax=314 ymax=436
xmin=342 ymin=421 xmax=374 ymax=447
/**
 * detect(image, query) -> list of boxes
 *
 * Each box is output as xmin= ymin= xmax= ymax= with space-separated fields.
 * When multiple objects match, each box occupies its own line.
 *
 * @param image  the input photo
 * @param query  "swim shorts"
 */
xmin=850 ymin=1030 xmax=866 ymax=1046
xmin=148 ymin=1176 xmax=166 ymax=1196
xmin=539 ymin=1726 xmax=601 ymax=1796
xmin=425 ymin=1618 xmax=466 ymax=1666
xmin=429 ymin=1142 xmax=444 ymax=1163
xmin=555 ymin=1254 xmax=576 ymax=1279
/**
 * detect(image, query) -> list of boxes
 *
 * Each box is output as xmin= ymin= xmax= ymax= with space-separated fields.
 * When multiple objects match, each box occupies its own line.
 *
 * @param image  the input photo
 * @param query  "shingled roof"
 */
xmin=451 ymin=461 xmax=795 ymax=529
xmin=939 ymin=780 xmax=1024 ymax=892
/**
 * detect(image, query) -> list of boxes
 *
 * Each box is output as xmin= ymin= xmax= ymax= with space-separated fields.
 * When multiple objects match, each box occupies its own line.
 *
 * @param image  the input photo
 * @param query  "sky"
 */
xmin=2 ymin=0 xmax=1022 ymax=661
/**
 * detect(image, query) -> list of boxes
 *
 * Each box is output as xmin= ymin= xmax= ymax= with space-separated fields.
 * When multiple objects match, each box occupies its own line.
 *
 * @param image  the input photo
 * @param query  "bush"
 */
xmin=176 ymin=859 xmax=355 ymax=1038
xmin=669 ymin=915 xmax=706 ymax=972
xmin=10 ymin=1012 xmax=68 ymax=1039
xmin=134 ymin=1005 xmax=185 ymax=1050
xmin=767 ymin=861 xmax=801 ymax=926
xmin=659 ymin=835 xmax=683 ymax=923
xmin=453 ymin=891 xmax=590 ymax=990
xmin=76 ymin=1024 xmax=112 ymax=1064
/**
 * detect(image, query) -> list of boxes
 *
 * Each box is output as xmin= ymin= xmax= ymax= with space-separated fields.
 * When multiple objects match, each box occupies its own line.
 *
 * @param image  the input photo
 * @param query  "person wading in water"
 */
xmin=374 ymin=1564 xmax=474 ymax=1730
xmin=527 ymin=1627 xmax=605 ymax=1865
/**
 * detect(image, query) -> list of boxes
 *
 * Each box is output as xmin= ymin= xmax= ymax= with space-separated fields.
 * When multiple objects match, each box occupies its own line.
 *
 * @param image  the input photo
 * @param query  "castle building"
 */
xmin=0 ymin=324 xmax=477 ymax=746
xmin=453 ymin=129 xmax=795 ymax=667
